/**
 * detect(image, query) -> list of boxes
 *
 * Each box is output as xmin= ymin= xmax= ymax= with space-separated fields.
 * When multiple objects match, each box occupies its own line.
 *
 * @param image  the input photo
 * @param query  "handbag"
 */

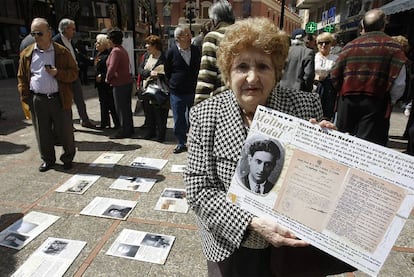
xmin=141 ymin=77 xmax=169 ymax=105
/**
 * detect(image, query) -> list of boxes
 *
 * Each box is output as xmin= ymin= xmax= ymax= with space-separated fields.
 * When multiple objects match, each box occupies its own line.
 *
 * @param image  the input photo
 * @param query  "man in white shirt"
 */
xmin=242 ymin=139 xmax=281 ymax=195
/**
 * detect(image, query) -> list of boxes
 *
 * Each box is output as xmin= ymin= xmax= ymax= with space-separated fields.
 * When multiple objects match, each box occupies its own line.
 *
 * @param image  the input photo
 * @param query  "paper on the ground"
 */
xmin=154 ymin=188 xmax=189 ymax=213
xmin=0 ymin=211 xmax=60 ymax=250
xmin=226 ymin=105 xmax=414 ymax=277
xmin=130 ymin=157 xmax=168 ymax=170
xmin=89 ymin=153 xmax=124 ymax=167
xmin=11 ymin=237 xmax=86 ymax=277
xmin=55 ymin=174 xmax=100 ymax=194
xmin=80 ymin=197 xmax=136 ymax=220
xmin=106 ymin=229 xmax=175 ymax=264
xmin=171 ymin=164 xmax=186 ymax=173
xmin=109 ymin=175 xmax=157 ymax=192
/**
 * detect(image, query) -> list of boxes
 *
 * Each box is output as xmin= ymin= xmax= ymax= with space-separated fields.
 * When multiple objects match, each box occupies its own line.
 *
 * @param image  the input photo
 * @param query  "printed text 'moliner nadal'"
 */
xmin=253 ymin=113 xmax=294 ymax=138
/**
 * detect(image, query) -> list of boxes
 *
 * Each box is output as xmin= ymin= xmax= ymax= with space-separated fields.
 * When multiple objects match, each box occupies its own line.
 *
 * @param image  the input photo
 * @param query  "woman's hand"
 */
xmin=150 ymin=70 xmax=158 ymax=77
xmin=249 ymin=217 xmax=309 ymax=248
xmin=309 ymin=118 xmax=337 ymax=130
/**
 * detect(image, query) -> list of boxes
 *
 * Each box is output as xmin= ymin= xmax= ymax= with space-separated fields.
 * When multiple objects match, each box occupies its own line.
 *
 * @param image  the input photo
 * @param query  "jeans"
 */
xmin=170 ymin=93 xmax=194 ymax=146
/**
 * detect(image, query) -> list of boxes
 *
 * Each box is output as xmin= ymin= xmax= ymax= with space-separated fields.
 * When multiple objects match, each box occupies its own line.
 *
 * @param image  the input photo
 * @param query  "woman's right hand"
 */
xmin=249 ymin=217 xmax=309 ymax=248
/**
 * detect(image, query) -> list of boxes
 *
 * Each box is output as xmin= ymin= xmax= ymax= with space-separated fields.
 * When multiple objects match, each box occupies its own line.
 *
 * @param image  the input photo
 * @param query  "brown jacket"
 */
xmin=17 ymin=42 xmax=78 ymax=110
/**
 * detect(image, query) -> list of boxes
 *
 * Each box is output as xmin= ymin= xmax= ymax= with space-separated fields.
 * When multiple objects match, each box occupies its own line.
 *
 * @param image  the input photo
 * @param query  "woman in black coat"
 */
xmin=94 ymin=34 xmax=120 ymax=129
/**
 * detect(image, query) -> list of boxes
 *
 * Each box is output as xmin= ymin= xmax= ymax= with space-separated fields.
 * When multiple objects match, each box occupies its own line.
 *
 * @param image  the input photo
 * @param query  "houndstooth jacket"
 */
xmin=184 ymin=85 xmax=323 ymax=262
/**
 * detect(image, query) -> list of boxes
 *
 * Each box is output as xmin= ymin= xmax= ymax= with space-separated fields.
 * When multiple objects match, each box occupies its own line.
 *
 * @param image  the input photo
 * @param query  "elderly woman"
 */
xmin=138 ymin=35 xmax=169 ymax=142
xmin=106 ymin=29 xmax=134 ymax=139
xmin=314 ymin=32 xmax=338 ymax=121
xmin=184 ymin=17 xmax=354 ymax=276
xmin=94 ymin=34 xmax=120 ymax=129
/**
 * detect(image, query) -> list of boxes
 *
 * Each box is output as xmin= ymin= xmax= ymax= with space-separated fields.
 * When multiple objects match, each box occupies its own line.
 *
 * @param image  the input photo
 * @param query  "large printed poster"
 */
xmin=227 ymin=106 xmax=414 ymax=276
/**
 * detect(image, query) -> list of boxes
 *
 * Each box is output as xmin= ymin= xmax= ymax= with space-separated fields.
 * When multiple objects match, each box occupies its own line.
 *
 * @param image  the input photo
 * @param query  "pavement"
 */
xmin=0 ymin=77 xmax=413 ymax=277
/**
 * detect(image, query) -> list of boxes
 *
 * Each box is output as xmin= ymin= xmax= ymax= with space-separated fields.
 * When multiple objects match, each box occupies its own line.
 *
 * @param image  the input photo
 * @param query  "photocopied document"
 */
xmin=0 ymin=211 xmax=60 ymax=250
xmin=226 ymin=106 xmax=414 ymax=276
xmin=106 ymin=229 xmax=175 ymax=264
xmin=12 ymin=237 xmax=86 ymax=277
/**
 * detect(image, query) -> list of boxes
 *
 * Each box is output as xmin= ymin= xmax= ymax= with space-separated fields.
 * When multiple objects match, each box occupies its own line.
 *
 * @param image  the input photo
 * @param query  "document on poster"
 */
xmin=12 ymin=237 xmax=86 ymax=277
xmin=130 ymin=157 xmax=168 ymax=170
xmin=89 ymin=153 xmax=124 ymax=168
xmin=106 ymin=229 xmax=175 ymax=264
xmin=80 ymin=197 xmax=136 ymax=220
xmin=109 ymin=175 xmax=157 ymax=193
xmin=171 ymin=164 xmax=186 ymax=173
xmin=55 ymin=174 xmax=100 ymax=194
xmin=0 ymin=211 xmax=60 ymax=250
xmin=154 ymin=188 xmax=189 ymax=213
xmin=226 ymin=105 xmax=414 ymax=277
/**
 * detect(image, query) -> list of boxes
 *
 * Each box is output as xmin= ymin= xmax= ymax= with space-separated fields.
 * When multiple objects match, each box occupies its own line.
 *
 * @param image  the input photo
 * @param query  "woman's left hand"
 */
xmin=309 ymin=118 xmax=337 ymax=130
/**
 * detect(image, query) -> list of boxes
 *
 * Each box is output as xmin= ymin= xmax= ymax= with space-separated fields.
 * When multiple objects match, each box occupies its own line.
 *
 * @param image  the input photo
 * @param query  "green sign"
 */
xmin=305 ymin=22 xmax=318 ymax=34
xmin=324 ymin=24 xmax=335 ymax=33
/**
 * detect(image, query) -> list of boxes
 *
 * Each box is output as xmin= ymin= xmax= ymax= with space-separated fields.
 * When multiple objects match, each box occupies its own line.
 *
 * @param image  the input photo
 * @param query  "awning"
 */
xmin=380 ymin=0 xmax=414 ymax=15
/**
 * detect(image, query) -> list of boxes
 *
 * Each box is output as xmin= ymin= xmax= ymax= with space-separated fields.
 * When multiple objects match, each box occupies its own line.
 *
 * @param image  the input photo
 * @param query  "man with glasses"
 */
xmin=331 ymin=9 xmax=407 ymax=146
xmin=279 ymin=28 xmax=315 ymax=92
xmin=17 ymin=18 xmax=78 ymax=172
xmin=53 ymin=18 xmax=95 ymax=129
xmin=165 ymin=26 xmax=201 ymax=154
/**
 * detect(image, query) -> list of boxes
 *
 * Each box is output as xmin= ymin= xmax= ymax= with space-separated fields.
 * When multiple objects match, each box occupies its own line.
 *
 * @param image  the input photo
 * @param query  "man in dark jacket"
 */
xmin=279 ymin=29 xmax=315 ymax=92
xmin=165 ymin=26 xmax=201 ymax=154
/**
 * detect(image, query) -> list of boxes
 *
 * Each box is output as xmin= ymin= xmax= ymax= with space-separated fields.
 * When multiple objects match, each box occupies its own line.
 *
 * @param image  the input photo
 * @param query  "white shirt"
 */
xmin=314 ymin=52 xmax=338 ymax=81
xmin=177 ymin=44 xmax=191 ymax=66
xmin=60 ymin=34 xmax=77 ymax=64
xmin=30 ymin=44 xmax=58 ymax=94
xmin=247 ymin=174 xmax=266 ymax=194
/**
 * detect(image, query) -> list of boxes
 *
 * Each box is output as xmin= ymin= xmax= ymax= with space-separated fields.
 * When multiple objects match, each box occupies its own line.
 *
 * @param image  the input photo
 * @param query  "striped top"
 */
xmin=194 ymin=22 xmax=232 ymax=105
xmin=331 ymin=31 xmax=407 ymax=98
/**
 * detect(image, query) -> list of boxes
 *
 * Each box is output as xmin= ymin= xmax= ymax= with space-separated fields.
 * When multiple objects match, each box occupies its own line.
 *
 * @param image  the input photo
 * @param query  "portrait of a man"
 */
xmin=102 ymin=205 xmax=132 ymax=219
xmin=240 ymin=138 xmax=283 ymax=195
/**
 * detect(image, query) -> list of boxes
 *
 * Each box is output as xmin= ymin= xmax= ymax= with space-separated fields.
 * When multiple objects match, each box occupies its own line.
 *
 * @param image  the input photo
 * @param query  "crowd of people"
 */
xmin=17 ymin=3 xmax=412 ymax=276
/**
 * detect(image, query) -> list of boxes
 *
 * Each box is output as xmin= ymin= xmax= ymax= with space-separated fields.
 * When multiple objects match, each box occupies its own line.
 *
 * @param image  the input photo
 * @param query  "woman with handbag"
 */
xmin=94 ymin=34 xmax=120 ymax=130
xmin=138 ymin=35 xmax=169 ymax=142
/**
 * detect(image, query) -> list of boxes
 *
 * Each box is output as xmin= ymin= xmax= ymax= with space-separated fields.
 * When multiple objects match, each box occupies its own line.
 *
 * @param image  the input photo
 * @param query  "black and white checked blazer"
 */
xmin=184 ymin=85 xmax=323 ymax=262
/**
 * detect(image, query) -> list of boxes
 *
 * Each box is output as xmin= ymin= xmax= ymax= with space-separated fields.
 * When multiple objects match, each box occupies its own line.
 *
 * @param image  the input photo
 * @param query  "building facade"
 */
xmin=0 ymin=0 xmax=302 ymax=76
xmin=296 ymin=0 xmax=414 ymax=46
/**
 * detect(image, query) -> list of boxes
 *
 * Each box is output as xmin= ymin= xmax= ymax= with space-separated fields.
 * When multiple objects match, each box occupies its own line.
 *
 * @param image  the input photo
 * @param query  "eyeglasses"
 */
xmin=317 ymin=41 xmax=330 ymax=45
xmin=30 ymin=31 xmax=44 ymax=37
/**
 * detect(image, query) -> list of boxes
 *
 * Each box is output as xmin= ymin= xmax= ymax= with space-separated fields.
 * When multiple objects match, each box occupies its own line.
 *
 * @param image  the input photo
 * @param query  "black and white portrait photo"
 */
xmin=237 ymin=135 xmax=284 ymax=195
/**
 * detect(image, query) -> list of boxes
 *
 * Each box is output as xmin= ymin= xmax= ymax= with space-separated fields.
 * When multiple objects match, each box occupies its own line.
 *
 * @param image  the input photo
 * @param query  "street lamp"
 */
xmin=184 ymin=0 xmax=198 ymax=32
xmin=280 ymin=0 xmax=286 ymax=30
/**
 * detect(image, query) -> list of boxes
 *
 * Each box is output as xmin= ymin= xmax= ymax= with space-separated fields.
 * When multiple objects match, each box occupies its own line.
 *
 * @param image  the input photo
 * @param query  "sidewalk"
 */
xmin=0 ymin=77 xmax=413 ymax=276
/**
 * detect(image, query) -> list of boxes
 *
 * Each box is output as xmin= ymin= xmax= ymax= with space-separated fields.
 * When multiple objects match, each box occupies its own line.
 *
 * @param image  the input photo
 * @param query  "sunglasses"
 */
xmin=318 ymin=41 xmax=330 ymax=45
xmin=30 ymin=31 xmax=44 ymax=37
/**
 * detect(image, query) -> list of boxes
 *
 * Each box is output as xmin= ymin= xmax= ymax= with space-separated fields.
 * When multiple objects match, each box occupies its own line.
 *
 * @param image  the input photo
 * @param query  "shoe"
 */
xmin=97 ymin=125 xmax=110 ymax=130
xmin=144 ymin=132 xmax=156 ymax=140
xmin=39 ymin=162 xmax=55 ymax=172
xmin=81 ymin=121 xmax=96 ymax=128
xmin=173 ymin=145 xmax=187 ymax=154
xmin=63 ymin=162 xmax=73 ymax=170
xmin=110 ymin=133 xmax=132 ymax=139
